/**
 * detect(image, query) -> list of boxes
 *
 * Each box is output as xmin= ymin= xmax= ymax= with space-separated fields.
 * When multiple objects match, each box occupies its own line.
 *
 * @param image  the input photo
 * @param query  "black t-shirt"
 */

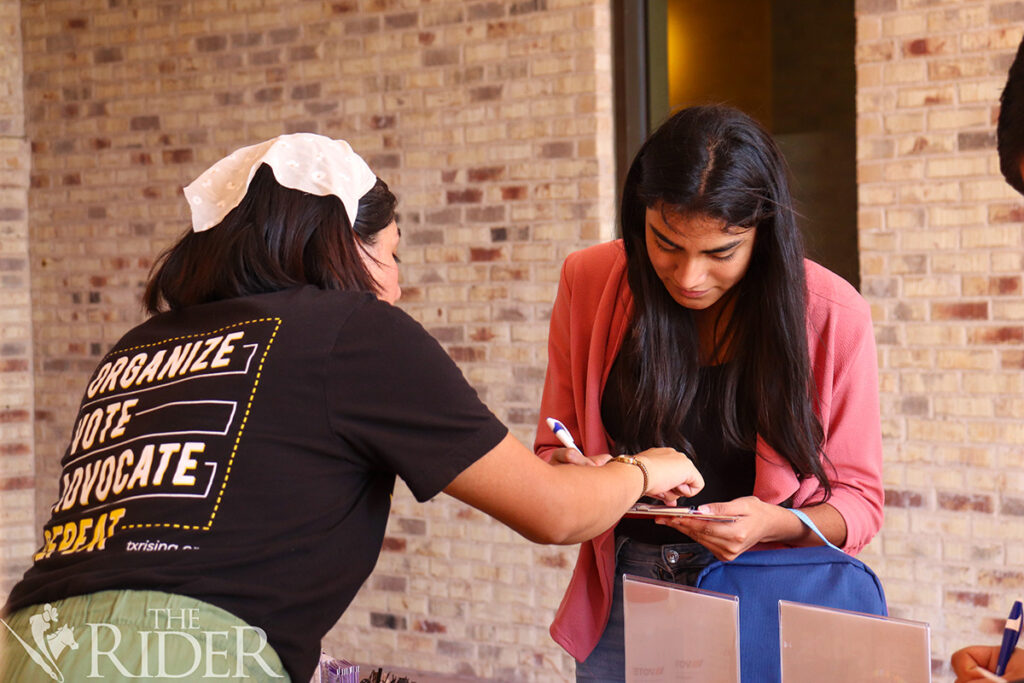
xmin=5 ymin=286 xmax=508 ymax=681
xmin=601 ymin=350 xmax=756 ymax=545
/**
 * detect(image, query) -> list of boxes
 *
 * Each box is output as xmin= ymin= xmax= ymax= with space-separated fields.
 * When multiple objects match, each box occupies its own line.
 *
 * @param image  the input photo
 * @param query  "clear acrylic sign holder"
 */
xmin=779 ymin=599 xmax=931 ymax=683
xmin=623 ymin=574 xmax=741 ymax=682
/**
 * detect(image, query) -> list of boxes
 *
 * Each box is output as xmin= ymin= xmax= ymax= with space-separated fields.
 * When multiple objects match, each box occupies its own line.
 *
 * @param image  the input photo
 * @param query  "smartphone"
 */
xmin=623 ymin=503 xmax=740 ymax=522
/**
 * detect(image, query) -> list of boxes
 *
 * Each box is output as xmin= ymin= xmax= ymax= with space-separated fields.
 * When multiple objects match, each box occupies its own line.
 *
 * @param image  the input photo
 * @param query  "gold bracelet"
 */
xmin=611 ymin=455 xmax=648 ymax=498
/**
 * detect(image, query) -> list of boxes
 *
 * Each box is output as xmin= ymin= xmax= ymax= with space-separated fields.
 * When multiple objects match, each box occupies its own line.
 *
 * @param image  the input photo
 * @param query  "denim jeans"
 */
xmin=575 ymin=537 xmax=715 ymax=683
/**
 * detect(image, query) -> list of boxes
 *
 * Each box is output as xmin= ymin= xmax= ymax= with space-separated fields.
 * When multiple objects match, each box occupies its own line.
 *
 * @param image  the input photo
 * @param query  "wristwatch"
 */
xmin=611 ymin=455 xmax=649 ymax=498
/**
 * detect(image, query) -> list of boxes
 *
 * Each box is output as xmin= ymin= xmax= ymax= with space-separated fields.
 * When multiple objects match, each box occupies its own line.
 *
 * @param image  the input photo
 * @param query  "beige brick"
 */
xmin=898 ymin=181 xmax=960 ymax=203
xmin=992 ymin=300 xmax=1024 ymax=321
xmin=861 ymin=185 xmax=898 ymax=205
xmin=896 ymin=85 xmax=955 ymax=108
xmin=883 ymin=112 xmax=926 ymax=134
xmin=901 ymin=229 xmax=961 ymax=250
xmin=857 ymin=63 xmax=884 ymax=89
xmin=929 ymin=205 xmax=987 ymax=227
xmin=465 ymin=42 xmax=506 ymax=63
xmin=932 ymin=251 xmax=991 ymax=273
xmin=995 ymin=397 xmax=1024 ymax=419
xmin=883 ymin=209 xmax=924 ymax=230
xmin=931 ymin=56 xmax=991 ymax=81
xmin=860 ymin=253 xmax=887 ymax=276
xmin=961 ymin=225 xmax=1023 ymax=248
xmin=882 ymin=13 xmax=928 ymax=36
xmin=936 ymin=349 xmax=997 ymax=370
xmin=884 ymin=60 xmax=927 ymax=84
xmin=927 ymin=107 xmax=991 ymax=130
xmin=960 ymin=27 xmax=1024 ymax=51
xmin=962 ymin=82 xmax=1006 ymax=111
xmin=898 ymin=133 xmax=956 ymax=156
xmin=857 ymin=15 xmax=883 ymax=42
xmin=993 ymin=252 xmax=1024 ymax=272
xmin=858 ymin=136 xmax=896 ymax=160
xmin=903 ymin=276 xmax=960 ymax=298
xmin=926 ymin=156 xmax=990 ymax=177
xmin=927 ymin=6 xmax=988 ymax=32
xmin=933 ymin=396 xmax=994 ymax=418
xmin=890 ymin=347 xmax=935 ymax=369
xmin=963 ymin=179 xmax=1022 ymax=201
xmin=883 ymin=159 xmax=926 ymax=181
xmin=900 ymin=371 xmax=960 ymax=393
xmin=964 ymin=372 xmax=1023 ymax=394
xmin=969 ymin=421 xmax=1024 ymax=445
xmin=904 ymin=324 xmax=966 ymax=346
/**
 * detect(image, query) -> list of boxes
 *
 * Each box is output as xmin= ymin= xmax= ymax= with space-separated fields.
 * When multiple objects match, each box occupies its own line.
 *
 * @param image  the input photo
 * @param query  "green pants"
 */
xmin=0 ymin=590 xmax=290 ymax=682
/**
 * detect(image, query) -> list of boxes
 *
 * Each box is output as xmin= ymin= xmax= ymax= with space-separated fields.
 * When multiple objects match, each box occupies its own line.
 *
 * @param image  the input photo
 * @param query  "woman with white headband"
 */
xmin=2 ymin=133 xmax=704 ymax=682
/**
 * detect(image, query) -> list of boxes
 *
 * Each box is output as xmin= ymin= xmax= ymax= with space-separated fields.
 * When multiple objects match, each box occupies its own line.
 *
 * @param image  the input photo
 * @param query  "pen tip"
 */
xmin=545 ymin=417 xmax=557 ymax=430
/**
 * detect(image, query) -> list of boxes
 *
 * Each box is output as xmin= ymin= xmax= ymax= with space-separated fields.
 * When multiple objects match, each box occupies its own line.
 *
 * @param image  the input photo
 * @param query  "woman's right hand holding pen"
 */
xmin=952 ymin=645 xmax=1023 ymax=682
xmin=952 ymin=600 xmax=1024 ymax=682
xmin=545 ymin=418 xmax=607 ymax=466
xmin=549 ymin=447 xmax=610 ymax=467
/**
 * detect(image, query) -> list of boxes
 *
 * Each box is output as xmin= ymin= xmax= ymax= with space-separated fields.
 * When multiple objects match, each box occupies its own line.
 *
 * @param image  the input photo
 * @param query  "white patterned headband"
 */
xmin=182 ymin=133 xmax=378 ymax=233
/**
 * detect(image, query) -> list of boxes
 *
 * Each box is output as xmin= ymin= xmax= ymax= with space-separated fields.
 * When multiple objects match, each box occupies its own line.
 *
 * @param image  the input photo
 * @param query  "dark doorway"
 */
xmin=613 ymin=0 xmax=860 ymax=289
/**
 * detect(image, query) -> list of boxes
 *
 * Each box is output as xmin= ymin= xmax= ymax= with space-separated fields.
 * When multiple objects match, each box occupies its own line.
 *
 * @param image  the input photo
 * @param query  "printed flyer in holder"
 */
xmin=623 ymin=574 xmax=740 ymax=682
xmin=779 ymin=600 xmax=931 ymax=683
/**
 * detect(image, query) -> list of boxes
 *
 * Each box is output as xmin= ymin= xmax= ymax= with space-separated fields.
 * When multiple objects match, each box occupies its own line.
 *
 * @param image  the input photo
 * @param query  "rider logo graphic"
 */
xmin=1 ymin=604 xmax=284 ymax=679
xmin=1 ymin=603 xmax=78 ymax=682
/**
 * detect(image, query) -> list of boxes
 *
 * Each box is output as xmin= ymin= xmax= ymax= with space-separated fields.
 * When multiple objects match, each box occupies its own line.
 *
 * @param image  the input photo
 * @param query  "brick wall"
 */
xmin=0 ymin=0 xmax=33 ymax=595
xmin=854 ymin=1 xmax=1024 ymax=677
xmin=12 ymin=0 xmax=613 ymax=679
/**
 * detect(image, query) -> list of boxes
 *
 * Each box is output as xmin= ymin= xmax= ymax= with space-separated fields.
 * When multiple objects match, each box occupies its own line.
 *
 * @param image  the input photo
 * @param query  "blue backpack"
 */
xmin=694 ymin=508 xmax=887 ymax=682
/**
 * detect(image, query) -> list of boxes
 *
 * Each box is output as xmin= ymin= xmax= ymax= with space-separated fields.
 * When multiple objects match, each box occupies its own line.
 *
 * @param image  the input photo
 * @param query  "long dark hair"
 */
xmin=617 ymin=105 xmax=830 ymax=496
xmin=999 ymin=34 xmax=1024 ymax=195
xmin=144 ymin=163 xmax=397 ymax=313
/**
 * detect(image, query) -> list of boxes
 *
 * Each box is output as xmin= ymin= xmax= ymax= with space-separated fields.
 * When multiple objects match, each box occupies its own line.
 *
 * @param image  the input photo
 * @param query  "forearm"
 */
xmin=446 ymin=434 xmax=646 ymax=545
xmin=538 ymin=459 xmax=648 ymax=544
xmin=446 ymin=434 xmax=701 ymax=545
xmin=764 ymin=502 xmax=847 ymax=547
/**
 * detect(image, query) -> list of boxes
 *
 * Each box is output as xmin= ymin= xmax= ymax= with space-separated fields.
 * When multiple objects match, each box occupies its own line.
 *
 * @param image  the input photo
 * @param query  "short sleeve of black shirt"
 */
xmin=327 ymin=298 xmax=508 ymax=501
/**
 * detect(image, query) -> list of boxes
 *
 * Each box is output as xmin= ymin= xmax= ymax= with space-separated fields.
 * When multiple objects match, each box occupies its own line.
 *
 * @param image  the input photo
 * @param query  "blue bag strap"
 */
xmin=787 ymin=507 xmax=842 ymax=552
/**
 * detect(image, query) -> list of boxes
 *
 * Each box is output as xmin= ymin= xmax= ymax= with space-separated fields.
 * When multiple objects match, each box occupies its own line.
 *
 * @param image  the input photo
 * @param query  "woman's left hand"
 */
xmin=655 ymin=496 xmax=785 ymax=561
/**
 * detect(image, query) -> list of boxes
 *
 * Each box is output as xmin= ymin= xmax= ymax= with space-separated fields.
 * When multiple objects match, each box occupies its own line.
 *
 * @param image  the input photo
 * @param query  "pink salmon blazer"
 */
xmin=533 ymin=240 xmax=884 ymax=662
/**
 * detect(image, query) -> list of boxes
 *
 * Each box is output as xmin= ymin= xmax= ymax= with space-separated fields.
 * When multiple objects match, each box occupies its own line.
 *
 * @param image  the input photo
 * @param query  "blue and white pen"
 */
xmin=995 ymin=600 xmax=1023 ymax=677
xmin=546 ymin=417 xmax=583 ymax=456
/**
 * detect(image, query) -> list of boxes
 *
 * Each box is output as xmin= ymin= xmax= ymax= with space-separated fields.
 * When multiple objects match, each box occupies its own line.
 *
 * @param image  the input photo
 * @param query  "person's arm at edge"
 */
xmin=445 ymin=432 xmax=703 ymax=545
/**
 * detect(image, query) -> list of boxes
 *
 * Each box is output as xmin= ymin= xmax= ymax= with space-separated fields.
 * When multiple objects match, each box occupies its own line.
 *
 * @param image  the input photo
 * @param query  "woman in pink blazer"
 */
xmin=534 ymin=105 xmax=884 ymax=681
